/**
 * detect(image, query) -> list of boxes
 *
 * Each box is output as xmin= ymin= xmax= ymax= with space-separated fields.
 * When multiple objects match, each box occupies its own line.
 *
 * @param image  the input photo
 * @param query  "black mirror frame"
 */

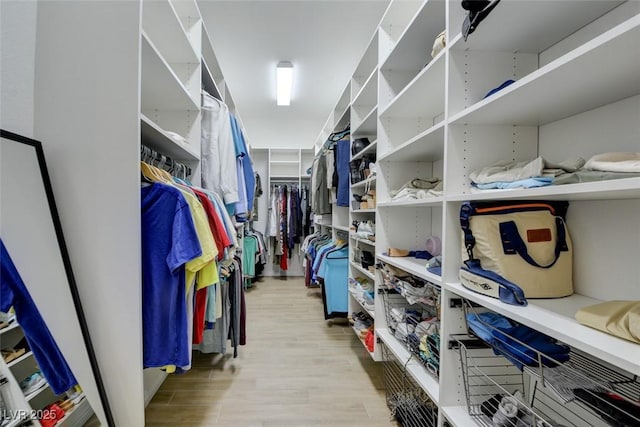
xmin=0 ymin=129 xmax=115 ymax=427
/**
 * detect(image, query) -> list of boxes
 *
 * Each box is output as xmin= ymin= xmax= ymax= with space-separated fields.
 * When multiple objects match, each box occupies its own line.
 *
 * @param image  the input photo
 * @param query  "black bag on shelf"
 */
xmin=351 ymin=137 xmax=370 ymax=156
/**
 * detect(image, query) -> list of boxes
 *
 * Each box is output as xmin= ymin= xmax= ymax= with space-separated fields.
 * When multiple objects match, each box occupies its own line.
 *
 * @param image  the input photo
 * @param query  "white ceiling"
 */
xmin=198 ymin=0 xmax=390 ymax=149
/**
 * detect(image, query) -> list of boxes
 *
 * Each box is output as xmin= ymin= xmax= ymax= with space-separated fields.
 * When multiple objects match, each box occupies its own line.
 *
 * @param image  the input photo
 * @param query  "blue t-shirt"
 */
xmin=141 ymin=183 xmax=202 ymax=368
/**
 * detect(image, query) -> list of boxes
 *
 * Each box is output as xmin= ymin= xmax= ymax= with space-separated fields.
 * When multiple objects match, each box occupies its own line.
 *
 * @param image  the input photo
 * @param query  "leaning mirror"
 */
xmin=0 ymin=130 xmax=114 ymax=426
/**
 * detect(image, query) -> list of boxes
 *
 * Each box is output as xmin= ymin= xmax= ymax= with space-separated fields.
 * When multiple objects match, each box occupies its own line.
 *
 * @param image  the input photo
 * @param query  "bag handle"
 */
xmin=499 ymin=217 xmax=568 ymax=269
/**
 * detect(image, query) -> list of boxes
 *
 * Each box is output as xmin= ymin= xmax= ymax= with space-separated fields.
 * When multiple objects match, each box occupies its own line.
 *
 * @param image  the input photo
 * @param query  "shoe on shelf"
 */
xmin=20 ymin=372 xmax=47 ymax=396
xmin=1 ymin=348 xmax=26 ymax=364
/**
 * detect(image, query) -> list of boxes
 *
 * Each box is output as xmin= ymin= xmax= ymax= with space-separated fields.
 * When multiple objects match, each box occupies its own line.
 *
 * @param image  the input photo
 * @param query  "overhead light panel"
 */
xmin=276 ymin=61 xmax=293 ymax=106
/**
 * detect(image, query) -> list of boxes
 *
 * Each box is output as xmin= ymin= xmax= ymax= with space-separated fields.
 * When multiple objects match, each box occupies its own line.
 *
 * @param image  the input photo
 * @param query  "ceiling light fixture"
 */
xmin=276 ymin=61 xmax=293 ymax=106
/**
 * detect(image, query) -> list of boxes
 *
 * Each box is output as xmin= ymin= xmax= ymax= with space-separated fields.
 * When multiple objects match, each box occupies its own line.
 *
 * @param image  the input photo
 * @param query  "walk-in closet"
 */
xmin=1 ymin=0 xmax=639 ymax=426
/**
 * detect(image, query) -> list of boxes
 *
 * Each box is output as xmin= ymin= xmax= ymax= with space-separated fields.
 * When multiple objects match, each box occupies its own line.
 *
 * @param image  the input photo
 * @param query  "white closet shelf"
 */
xmin=377 ymin=197 xmax=443 ymax=208
xmin=351 ymin=208 xmax=376 ymax=213
xmin=351 ymin=175 xmax=377 ymax=189
xmin=140 ymin=114 xmax=200 ymax=161
xmin=352 ymin=326 xmax=375 ymax=358
xmin=141 ymin=32 xmax=198 ymax=112
xmin=352 ymin=68 xmax=378 ymax=109
xmin=25 ymin=383 xmax=49 ymax=401
xmin=333 ymin=225 xmax=350 ymax=232
xmin=380 ymin=0 xmax=446 ymax=73
xmin=334 ymin=104 xmax=351 ymax=131
xmin=350 ymin=261 xmax=375 ymax=281
xmin=55 ymin=396 xmax=91 ymax=426
xmin=350 ymin=235 xmax=375 ymax=247
xmin=445 ymin=281 xmax=640 ymax=376
xmin=448 ymin=17 xmax=640 ymax=126
xmin=7 ymin=351 xmax=33 ymax=368
xmin=351 ymin=140 xmax=377 ymax=162
xmin=448 ymin=0 xmax=624 ymax=54
xmin=447 ymin=177 xmax=640 ymax=203
xmin=349 ymin=290 xmax=375 ymax=319
xmin=377 ymin=254 xmax=441 ymax=286
xmin=377 ymin=328 xmax=440 ymax=404
xmin=379 ymin=49 xmax=445 ymax=120
xmin=352 ymin=106 xmax=377 ymax=136
xmin=141 ymin=0 xmax=199 ymax=64
xmin=378 ymin=122 xmax=444 ymax=163
xmin=441 ymin=406 xmax=476 ymax=427
xmin=201 ymin=60 xmax=223 ymax=101
xmin=0 ymin=322 xmax=20 ymax=335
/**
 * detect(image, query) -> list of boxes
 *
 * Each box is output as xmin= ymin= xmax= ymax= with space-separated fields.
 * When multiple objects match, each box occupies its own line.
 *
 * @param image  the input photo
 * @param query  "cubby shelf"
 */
xmin=201 ymin=60 xmax=223 ymax=100
xmin=350 ymin=261 xmax=375 ymax=281
xmin=377 ymin=197 xmax=443 ymax=208
xmin=352 ymin=68 xmax=378 ymax=110
xmin=377 ymin=254 xmax=441 ymax=286
xmin=140 ymin=114 xmax=200 ymax=161
xmin=445 ymin=281 xmax=640 ymax=377
xmin=352 ymin=326 xmax=375 ymax=358
xmin=141 ymin=0 xmax=199 ymax=65
xmin=448 ymin=0 xmax=624 ymax=53
xmin=350 ymin=175 xmax=376 ymax=189
xmin=349 ymin=234 xmax=375 ymax=247
xmin=141 ymin=32 xmax=198 ymax=112
xmin=449 ymin=17 xmax=640 ymax=126
xmin=377 ymin=122 xmax=444 ymax=163
xmin=349 ymin=290 xmax=375 ymax=319
xmin=379 ymin=49 xmax=445 ymax=120
xmin=351 ymin=140 xmax=377 ymax=162
xmin=313 ymin=3 xmax=640 ymax=425
xmin=352 ymin=106 xmax=377 ymax=136
xmin=7 ymin=351 xmax=33 ymax=368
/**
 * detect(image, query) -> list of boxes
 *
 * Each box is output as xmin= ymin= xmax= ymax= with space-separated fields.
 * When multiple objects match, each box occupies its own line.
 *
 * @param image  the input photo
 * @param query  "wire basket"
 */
xmin=381 ymin=342 xmax=438 ymax=427
xmin=380 ymin=261 xmax=441 ymax=378
xmin=451 ymin=299 xmax=640 ymax=427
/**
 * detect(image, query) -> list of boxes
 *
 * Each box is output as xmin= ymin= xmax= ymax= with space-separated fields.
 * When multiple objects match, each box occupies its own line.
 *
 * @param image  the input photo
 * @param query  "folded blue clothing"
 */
xmin=466 ymin=312 xmax=513 ymax=342
xmin=426 ymin=266 xmax=441 ymax=276
xmin=474 ymin=177 xmax=554 ymax=189
xmin=409 ymin=250 xmax=433 ymax=260
xmin=484 ymin=79 xmax=516 ymax=98
xmin=492 ymin=325 xmax=570 ymax=370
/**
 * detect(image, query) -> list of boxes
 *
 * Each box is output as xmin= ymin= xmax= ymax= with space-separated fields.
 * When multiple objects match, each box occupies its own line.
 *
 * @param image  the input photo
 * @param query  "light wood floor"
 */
xmin=144 ymin=277 xmax=397 ymax=427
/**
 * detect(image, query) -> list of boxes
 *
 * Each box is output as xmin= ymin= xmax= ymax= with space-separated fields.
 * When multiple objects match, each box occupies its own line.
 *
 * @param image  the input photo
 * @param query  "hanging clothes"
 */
xmin=230 ymin=115 xmax=255 ymax=221
xmin=336 ymin=139 xmax=351 ymax=207
xmin=140 ymin=183 xmax=201 ymax=369
xmin=140 ymin=153 xmax=247 ymax=370
xmin=0 ymin=240 xmax=78 ymax=395
xmin=319 ymin=246 xmax=349 ymax=319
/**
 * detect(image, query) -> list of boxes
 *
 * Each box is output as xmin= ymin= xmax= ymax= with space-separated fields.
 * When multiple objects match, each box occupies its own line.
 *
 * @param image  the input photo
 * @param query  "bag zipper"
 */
xmin=475 ymin=203 xmax=556 ymax=215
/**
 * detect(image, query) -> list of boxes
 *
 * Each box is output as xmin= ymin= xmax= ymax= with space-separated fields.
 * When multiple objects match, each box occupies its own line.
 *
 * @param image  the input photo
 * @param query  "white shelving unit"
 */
xmin=0 ymin=320 xmax=94 ymax=427
xmin=29 ymin=1 xmax=252 ymax=423
xmin=313 ymin=1 xmax=640 ymax=425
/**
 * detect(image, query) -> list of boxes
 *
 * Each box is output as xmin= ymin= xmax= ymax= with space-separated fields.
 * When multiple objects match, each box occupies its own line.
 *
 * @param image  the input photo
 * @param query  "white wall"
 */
xmin=0 ymin=0 xmax=37 ymax=137
xmin=33 ymin=2 xmax=144 ymax=426
xmin=244 ymin=117 xmax=319 ymax=149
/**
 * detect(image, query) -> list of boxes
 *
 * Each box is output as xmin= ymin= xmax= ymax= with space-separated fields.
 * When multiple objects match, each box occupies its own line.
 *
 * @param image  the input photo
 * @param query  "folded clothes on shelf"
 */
xmin=470 ymin=153 xmax=640 ymax=190
xmin=584 ymin=152 xmax=640 ymax=173
xmin=575 ymin=300 xmax=640 ymax=344
xmin=390 ymin=177 xmax=443 ymax=202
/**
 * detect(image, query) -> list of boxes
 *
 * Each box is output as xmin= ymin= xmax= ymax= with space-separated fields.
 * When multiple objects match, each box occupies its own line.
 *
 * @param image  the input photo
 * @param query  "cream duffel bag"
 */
xmin=459 ymin=201 xmax=573 ymax=306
